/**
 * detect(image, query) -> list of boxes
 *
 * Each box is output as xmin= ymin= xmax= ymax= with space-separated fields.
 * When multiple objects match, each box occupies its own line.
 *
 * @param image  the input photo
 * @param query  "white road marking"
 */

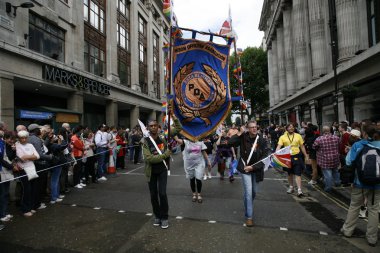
xmin=280 ymin=227 xmax=288 ymax=231
xmin=208 ymin=220 xmax=216 ymax=224
xmin=93 ymin=207 xmax=101 ymax=210
xmin=118 ymin=210 xmax=126 ymax=213
xmin=319 ymin=231 xmax=328 ymax=236
xmin=71 ymin=204 xmax=77 ymax=207
xmin=176 ymin=216 xmax=183 ymax=219
xmin=146 ymin=213 xmax=153 ymax=216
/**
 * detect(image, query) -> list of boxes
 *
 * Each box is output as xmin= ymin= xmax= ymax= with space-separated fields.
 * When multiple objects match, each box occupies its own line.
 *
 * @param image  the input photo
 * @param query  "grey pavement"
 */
xmin=0 ymin=153 xmax=379 ymax=253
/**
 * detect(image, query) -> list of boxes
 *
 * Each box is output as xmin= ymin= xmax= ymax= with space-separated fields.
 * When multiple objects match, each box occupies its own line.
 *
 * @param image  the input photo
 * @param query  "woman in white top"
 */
xmin=174 ymin=136 xmax=211 ymax=203
xmin=15 ymin=130 xmax=39 ymax=217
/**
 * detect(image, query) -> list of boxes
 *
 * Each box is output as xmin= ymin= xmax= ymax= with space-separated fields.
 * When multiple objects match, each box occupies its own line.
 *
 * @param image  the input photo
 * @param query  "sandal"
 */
xmin=197 ymin=194 xmax=203 ymax=203
xmin=192 ymin=193 xmax=197 ymax=202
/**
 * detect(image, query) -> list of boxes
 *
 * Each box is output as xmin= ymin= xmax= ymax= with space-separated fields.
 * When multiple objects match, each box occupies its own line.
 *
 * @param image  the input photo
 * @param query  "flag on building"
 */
xmin=162 ymin=101 xmax=167 ymax=112
xmin=163 ymin=0 xmax=172 ymax=21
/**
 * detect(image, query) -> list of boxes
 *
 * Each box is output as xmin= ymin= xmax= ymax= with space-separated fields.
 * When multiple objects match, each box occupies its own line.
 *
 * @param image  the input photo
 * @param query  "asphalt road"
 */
xmin=0 ymin=152 xmax=379 ymax=253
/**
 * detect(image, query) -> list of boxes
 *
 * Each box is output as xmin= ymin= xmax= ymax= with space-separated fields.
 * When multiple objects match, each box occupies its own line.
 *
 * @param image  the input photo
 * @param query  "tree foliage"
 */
xmin=229 ymin=47 xmax=269 ymax=120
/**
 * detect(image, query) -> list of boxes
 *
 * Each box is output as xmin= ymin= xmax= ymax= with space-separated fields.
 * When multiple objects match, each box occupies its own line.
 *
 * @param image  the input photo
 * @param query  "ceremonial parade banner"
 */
xmin=172 ymin=37 xmax=232 ymax=141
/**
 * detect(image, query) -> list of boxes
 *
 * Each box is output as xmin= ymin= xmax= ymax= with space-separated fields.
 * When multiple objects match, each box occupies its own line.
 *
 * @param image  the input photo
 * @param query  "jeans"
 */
xmin=50 ymin=166 xmax=62 ymax=201
xmin=0 ymin=181 xmax=10 ymax=218
xmin=241 ymin=173 xmax=258 ymax=219
xmin=129 ymin=146 xmax=135 ymax=161
xmin=96 ymin=147 xmax=108 ymax=178
xmin=148 ymin=170 xmax=168 ymax=220
xmin=322 ymin=168 xmax=341 ymax=192
xmin=20 ymin=174 xmax=33 ymax=213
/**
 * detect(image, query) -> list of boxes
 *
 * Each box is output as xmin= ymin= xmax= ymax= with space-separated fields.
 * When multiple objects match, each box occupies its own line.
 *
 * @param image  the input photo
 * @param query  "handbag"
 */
xmin=22 ymin=164 xmax=39 ymax=181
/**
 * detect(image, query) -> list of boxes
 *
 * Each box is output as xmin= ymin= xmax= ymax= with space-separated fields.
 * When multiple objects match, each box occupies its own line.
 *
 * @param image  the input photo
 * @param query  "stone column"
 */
xmin=283 ymin=7 xmax=296 ymax=96
xmin=293 ymin=0 xmax=308 ymax=89
xmin=279 ymin=113 xmax=283 ymax=126
xmin=130 ymin=105 xmax=140 ymax=128
xmin=106 ymin=100 xmax=118 ymax=127
xmin=67 ymin=91 xmax=84 ymax=123
xmin=295 ymin=106 xmax=301 ymax=126
xmin=149 ymin=110 xmax=157 ymax=121
xmin=335 ymin=0 xmax=360 ymax=62
xmin=271 ymin=40 xmax=280 ymax=105
xmin=309 ymin=100 xmax=318 ymax=125
xmin=267 ymin=48 xmax=274 ymax=107
xmin=130 ymin=0 xmax=139 ymax=89
xmin=0 ymin=76 xmax=14 ymax=130
xmin=276 ymin=26 xmax=287 ymax=101
xmin=106 ymin=0 xmax=119 ymax=82
xmin=308 ymin=0 xmax=328 ymax=78
xmin=337 ymin=91 xmax=346 ymax=122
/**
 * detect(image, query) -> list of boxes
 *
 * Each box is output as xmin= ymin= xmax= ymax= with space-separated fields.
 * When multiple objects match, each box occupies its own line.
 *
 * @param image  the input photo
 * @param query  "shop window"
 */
xmin=368 ymin=0 xmax=380 ymax=46
xmin=118 ymin=60 xmax=131 ymax=87
xmin=118 ymin=0 xmax=130 ymax=19
xmin=117 ymin=24 xmax=129 ymax=51
xmin=84 ymin=41 xmax=106 ymax=77
xmin=29 ymin=13 xmax=65 ymax=61
xmin=84 ymin=0 xmax=105 ymax=34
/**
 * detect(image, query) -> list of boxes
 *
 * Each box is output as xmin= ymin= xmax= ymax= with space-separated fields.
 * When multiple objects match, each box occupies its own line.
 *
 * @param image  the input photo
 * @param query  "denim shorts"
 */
xmin=283 ymin=154 xmax=304 ymax=176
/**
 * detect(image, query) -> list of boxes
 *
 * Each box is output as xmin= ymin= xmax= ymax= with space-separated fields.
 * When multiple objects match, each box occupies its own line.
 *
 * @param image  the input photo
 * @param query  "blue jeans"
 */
xmin=0 ymin=181 xmax=10 ymax=218
xmin=50 ymin=166 xmax=62 ymax=201
xmin=96 ymin=147 xmax=108 ymax=177
xmin=322 ymin=168 xmax=341 ymax=192
xmin=241 ymin=173 xmax=258 ymax=219
xmin=129 ymin=146 xmax=135 ymax=161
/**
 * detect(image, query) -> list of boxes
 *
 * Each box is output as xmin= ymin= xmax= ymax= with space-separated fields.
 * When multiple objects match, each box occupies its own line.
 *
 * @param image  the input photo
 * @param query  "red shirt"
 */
xmin=339 ymin=132 xmax=350 ymax=155
xmin=71 ymin=134 xmax=84 ymax=158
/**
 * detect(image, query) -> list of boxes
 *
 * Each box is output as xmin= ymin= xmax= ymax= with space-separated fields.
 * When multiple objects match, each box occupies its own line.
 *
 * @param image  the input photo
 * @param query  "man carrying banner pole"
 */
xmin=141 ymin=114 xmax=182 ymax=229
xmin=228 ymin=120 xmax=270 ymax=227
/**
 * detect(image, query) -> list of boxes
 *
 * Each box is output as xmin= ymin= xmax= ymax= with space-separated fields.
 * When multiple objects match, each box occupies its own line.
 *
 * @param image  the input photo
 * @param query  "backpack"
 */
xmin=354 ymin=144 xmax=380 ymax=185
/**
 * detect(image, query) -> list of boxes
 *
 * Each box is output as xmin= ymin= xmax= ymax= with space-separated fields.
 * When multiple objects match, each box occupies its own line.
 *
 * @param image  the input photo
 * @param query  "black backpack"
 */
xmin=354 ymin=144 xmax=380 ymax=186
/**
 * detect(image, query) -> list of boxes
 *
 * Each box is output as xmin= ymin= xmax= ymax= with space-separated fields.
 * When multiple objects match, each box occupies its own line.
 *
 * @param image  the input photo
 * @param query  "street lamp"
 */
xmin=5 ymin=2 xmax=34 ymax=17
xmin=328 ymin=0 xmax=339 ymax=122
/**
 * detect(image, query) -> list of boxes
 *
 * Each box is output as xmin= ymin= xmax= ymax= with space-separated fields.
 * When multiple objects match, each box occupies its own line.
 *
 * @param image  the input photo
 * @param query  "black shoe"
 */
xmin=368 ymin=242 xmax=376 ymax=247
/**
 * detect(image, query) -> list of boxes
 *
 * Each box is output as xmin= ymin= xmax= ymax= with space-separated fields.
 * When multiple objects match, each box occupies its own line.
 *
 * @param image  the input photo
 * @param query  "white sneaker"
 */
xmin=80 ymin=183 xmax=86 ymax=187
xmin=208 ymin=174 xmax=212 ymax=179
xmin=30 ymin=210 xmax=37 ymax=213
xmin=59 ymin=195 xmax=65 ymax=199
xmin=56 ymin=198 xmax=63 ymax=202
xmin=308 ymin=180 xmax=317 ymax=185
xmin=38 ymin=203 xmax=47 ymax=209
xmin=203 ymin=175 xmax=207 ymax=180
xmin=74 ymin=184 xmax=83 ymax=189
xmin=98 ymin=176 xmax=107 ymax=181
xmin=24 ymin=212 xmax=33 ymax=217
xmin=50 ymin=200 xmax=56 ymax=204
xmin=287 ymin=187 xmax=294 ymax=194
xmin=359 ymin=206 xmax=367 ymax=219
xmin=0 ymin=216 xmax=10 ymax=222
xmin=6 ymin=214 xmax=13 ymax=219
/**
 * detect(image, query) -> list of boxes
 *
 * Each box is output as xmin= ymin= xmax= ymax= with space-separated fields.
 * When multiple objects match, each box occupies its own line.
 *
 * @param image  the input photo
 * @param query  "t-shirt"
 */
xmin=278 ymin=132 xmax=304 ymax=155
xmin=147 ymin=136 xmax=167 ymax=174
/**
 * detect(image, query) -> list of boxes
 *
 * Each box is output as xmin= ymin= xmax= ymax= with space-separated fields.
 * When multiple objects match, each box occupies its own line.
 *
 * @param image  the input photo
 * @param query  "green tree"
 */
xmin=229 ymin=47 xmax=269 ymax=120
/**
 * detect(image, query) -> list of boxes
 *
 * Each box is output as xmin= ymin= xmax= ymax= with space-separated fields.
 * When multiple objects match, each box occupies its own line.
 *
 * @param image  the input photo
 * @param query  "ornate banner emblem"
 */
xmin=172 ymin=38 xmax=231 ymax=141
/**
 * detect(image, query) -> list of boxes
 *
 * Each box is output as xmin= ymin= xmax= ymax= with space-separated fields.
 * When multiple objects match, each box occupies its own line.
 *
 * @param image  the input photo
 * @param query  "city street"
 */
xmin=0 ymin=152 xmax=379 ymax=253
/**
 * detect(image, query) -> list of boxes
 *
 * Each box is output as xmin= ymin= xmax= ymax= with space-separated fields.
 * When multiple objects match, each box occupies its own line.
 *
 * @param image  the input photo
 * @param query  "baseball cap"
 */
xmin=28 ymin=123 xmax=41 ymax=131
xmin=349 ymin=129 xmax=361 ymax=139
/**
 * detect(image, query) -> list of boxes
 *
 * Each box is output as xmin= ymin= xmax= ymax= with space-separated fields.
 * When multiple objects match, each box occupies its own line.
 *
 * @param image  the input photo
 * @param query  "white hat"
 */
xmin=349 ymin=129 xmax=361 ymax=138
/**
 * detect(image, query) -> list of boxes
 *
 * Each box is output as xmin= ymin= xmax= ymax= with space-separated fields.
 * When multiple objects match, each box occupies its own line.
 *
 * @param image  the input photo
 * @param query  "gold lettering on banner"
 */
xmin=173 ymin=42 xmax=228 ymax=69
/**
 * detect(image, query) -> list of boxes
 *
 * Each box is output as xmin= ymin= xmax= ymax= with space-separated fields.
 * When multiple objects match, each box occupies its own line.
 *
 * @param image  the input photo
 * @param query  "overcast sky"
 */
xmin=173 ymin=0 xmax=265 ymax=49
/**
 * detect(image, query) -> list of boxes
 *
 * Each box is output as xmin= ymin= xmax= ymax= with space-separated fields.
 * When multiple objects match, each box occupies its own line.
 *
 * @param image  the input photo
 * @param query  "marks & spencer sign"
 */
xmin=43 ymin=64 xmax=111 ymax=95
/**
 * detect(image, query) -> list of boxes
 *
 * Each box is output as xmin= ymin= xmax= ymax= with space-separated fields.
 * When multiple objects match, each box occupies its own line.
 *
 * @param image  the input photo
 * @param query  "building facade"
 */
xmin=259 ymin=0 xmax=380 ymax=127
xmin=0 ymin=0 xmax=170 ymax=130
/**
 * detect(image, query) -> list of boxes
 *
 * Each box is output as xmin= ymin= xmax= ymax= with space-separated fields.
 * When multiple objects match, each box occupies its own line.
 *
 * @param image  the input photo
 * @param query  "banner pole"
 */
xmin=167 ymin=26 xmax=174 ymax=173
xmin=232 ymin=38 xmax=244 ymax=125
